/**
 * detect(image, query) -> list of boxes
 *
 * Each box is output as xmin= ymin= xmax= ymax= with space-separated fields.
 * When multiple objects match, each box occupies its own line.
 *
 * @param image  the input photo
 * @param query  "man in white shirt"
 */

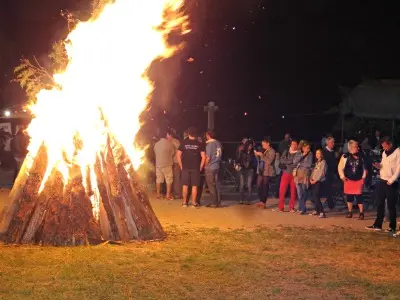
xmin=366 ymin=137 xmax=400 ymax=234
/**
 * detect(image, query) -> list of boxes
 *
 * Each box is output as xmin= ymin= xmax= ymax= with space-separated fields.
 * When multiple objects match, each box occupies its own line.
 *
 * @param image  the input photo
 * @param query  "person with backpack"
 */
xmin=237 ymin=140 xmax=256 ymax=205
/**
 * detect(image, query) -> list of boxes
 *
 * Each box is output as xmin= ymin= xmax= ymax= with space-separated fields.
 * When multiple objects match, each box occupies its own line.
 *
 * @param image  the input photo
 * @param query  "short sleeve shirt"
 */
xmin=178 ymin=139 xmax=205 ymax=170
xmin=154 ymin=138 xmax=175 ymax=167
xmin=205 ymin=140 xmax=222 ymax=171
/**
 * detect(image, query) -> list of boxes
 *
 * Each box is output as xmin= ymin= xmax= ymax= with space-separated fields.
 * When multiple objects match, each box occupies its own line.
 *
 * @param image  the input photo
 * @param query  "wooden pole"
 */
xmin=204 ymin=101 xmax=218 ymax=131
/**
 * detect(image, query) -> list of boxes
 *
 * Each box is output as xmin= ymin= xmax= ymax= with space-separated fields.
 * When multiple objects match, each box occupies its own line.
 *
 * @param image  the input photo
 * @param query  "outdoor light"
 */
xmin=4 ymin=110 xmax=11 ymax=117
xmin=282 ymin=115 xmax=285 ymax=119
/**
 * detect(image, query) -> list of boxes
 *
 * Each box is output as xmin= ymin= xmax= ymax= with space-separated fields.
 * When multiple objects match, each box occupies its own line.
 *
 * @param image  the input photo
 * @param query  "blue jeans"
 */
xmin=240 ymin=169 xmax=254 ymax=201
xmin=296 ymin=183 xmax=308 ymax=213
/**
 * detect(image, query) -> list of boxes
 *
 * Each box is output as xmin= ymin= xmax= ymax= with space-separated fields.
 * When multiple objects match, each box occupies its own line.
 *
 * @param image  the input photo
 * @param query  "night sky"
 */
xmin=1 ymin=0 xmax=400 ymax=141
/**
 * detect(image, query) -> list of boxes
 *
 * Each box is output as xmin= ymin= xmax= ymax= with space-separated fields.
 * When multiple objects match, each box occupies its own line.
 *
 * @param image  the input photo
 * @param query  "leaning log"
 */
xmin=0 ymin=143 xmax=165 ymax=246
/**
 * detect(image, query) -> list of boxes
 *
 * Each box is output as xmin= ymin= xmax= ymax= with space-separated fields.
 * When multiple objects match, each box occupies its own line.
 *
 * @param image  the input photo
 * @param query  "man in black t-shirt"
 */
xmin=176 ymin=127 xmax=206 ymax=207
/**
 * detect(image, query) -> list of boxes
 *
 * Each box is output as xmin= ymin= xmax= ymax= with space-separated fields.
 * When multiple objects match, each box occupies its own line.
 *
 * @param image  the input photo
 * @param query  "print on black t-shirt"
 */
xmin=178 ymin=139 xmax=205 ymax=170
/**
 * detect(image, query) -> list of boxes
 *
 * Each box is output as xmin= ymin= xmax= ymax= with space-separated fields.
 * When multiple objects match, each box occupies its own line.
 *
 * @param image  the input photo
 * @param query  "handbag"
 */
xmin=292 ymin=153 xmax=309 ymax=177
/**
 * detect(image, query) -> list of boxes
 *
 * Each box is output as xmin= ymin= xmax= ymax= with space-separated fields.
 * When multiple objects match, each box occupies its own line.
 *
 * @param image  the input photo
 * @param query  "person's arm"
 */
xmin=313 ymin=161 xmax=327 ymax=183
xmin=293 ymin=152 xmax=301 ymax=165
xmin=176 ymin=150 xmax=183 ymax=170
xmin=361 ymin=157 xmax=367 ymax=180
xmin=301 ymin=153 xmax=313 ymax=169
xmin=279 ymin=150 xmax=288 ymax=164
xmin=200 ymin=151 xmax=206 ymax=171
xmin=321 ymin=161 xmax=327 ymax=179
xmin=205 ymin=144 xmax=211 ymax=167
xmin=338 ymin=155 xmax=347 ymax=181
xmin=388 ymin=151 xmax=400 ymax=185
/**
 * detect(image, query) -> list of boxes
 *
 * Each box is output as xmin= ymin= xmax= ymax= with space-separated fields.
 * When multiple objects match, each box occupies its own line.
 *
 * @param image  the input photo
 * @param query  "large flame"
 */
xmin=23 ymin=0 xmax=188 ymax=219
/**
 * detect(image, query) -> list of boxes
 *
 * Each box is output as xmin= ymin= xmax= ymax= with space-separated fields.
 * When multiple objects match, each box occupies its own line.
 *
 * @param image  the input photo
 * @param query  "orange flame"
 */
xmin=23 ymin=0 xmax=189 ymax=219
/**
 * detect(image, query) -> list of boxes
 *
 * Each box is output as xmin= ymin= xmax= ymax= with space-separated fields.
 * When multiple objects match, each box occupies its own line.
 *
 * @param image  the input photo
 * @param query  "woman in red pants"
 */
xmin=275 ymin=140 xmax=299 ymax=212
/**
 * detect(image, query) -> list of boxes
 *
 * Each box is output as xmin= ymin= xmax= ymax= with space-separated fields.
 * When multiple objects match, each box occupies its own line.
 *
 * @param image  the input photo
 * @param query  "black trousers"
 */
xmin=324 ymin=174 xmax=335 ymax=209
xmin=374 ymin=180 xmax=398 ymax=230
xmin=257 ymin=175 xmax=271 ymax=204
xmin=312 ymin=182 xmax=324 ymax=214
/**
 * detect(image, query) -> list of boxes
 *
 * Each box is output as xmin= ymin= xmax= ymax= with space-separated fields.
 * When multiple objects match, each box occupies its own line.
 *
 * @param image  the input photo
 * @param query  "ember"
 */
xmin=0 ymin=0 xmax=189 ymax=246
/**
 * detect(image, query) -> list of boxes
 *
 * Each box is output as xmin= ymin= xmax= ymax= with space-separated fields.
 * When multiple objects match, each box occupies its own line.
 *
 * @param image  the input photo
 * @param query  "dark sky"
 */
xmin=1 ymin=0 xmax=400 ymax=141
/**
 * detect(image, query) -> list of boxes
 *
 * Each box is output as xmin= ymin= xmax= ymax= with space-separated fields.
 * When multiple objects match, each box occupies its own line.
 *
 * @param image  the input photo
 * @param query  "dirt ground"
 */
xmin=152 ymin=195 xmax=378 ymax=231
xmin=0 ymin=186 xmax=384 ymax=233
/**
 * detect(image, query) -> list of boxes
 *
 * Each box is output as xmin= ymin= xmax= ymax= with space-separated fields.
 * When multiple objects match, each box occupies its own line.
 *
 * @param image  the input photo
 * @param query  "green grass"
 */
xmin=0 ymin=226 xmax=399 ymax=299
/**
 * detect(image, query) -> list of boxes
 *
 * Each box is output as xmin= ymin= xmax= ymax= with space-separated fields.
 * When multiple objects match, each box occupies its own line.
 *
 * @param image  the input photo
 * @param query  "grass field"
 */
xmin=0 ymin=225 xmax=399 ymax=300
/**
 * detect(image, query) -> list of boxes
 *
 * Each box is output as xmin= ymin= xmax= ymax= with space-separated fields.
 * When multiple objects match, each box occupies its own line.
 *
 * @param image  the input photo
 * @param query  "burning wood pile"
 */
xmin=0 ymin=0 xmax=189 ymax=246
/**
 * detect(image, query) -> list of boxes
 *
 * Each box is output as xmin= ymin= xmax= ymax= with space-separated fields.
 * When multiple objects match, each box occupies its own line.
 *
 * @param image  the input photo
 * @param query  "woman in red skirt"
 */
xmin=338 ymin=140 xmax=367 ymax=219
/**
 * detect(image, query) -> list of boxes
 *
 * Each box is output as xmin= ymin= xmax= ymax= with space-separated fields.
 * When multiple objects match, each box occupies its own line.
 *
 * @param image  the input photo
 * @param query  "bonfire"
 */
xmin=0 ymin=0 xmax=188 ymax=246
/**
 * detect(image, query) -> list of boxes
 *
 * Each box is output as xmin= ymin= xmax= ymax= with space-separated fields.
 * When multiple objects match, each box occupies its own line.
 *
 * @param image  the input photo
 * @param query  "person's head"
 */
xmin=284 ymin=133 xmax=290 ymax=141
xmin=363 ymin=136 xmax=369 ymax=142
xmin=348 ymin=140 xmax=359 ymax=154
xmin=261 ymin=138 xmax=271 ymax=150
xmin=301 ymin=141 xmax=311 ymax=154
xmin=316 ymin=149 xmax=324 ymax=161
xmin=187 ymin=127 xmax=197 ymax=139
xmin=375 ymin=129 xmax=381 ymax=137
xmin=380 ymin=136 xmax=393 ymax=151
xmin=299 ymin=140 xmax=305 ymax=149
xmin=206 ymin=130 xmax=216 ymax=141
xmin=244 ymin=140 xmax=253 ymax=152
xmin=290 ymin=140 xmax=298 ymax=152
xmin=326 ymin=137 xmax=335 ymax=150
xmin=248 ymin=140 xmax=255 ymax=150
xmin=242 ymin=137 xmax=248 ymax=144
xmin=159 ymin=129 xmax=171 ymax=140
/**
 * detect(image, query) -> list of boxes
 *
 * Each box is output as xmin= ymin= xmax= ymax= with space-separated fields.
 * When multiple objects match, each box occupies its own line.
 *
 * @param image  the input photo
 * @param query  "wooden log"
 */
xmin=0 ymin=141 xmax=165 ymax=246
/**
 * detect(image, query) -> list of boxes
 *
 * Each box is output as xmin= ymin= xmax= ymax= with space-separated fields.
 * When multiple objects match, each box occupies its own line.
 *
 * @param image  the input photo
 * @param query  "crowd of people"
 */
xmin=153 ymin=127 xmax=222 ymax=208
xmin=153 ymin=127 xmax=400 ymax=234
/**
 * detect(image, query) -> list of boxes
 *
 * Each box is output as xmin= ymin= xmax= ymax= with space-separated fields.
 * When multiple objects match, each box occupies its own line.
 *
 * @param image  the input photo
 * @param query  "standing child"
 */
xmin=310 ymin=149 xmax=327 ymax=218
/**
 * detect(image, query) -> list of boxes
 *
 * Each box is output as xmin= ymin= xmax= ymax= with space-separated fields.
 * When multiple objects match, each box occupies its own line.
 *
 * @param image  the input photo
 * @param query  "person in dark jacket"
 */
xmin=338 ymin=140 xmax=367 ymax=219
xmin=275 ymin=140 xmax=298 ymax=212
xmin=322 ymin=136 xmax=337 ymax=209
xmin=237 ymin=140 xmax=256 ymax=204
xmin=278 ymin=133 xmax=291 ymax=155
xmin=254 ymin=138 xmax=276 ymax=208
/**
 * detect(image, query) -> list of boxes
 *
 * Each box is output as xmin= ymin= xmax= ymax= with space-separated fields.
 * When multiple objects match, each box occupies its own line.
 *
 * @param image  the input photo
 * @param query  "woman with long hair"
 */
xmin=293 ymin=142 xmax=313 ymax=215
xmin=338 ymin=140 xmax=367 ymax=219
xmin=310 ymin=149 xmax=327 ymax=218
xmin=237 ymin=140 xmax=256 ymax=204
